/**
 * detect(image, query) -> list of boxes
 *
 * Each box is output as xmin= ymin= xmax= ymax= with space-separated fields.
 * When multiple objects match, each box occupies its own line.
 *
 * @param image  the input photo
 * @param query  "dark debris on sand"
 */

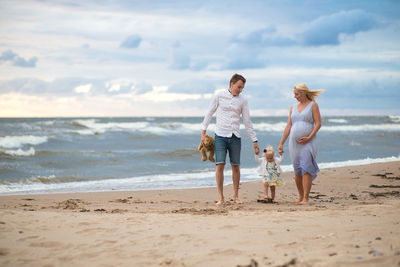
xmin=237 ymin=259 xmax=258 ymax=267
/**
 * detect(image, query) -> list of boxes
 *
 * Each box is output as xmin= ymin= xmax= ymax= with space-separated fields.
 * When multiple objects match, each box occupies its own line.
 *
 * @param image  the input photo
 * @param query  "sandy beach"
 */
xmin=1 ymin=161 xmax=400 ymax=267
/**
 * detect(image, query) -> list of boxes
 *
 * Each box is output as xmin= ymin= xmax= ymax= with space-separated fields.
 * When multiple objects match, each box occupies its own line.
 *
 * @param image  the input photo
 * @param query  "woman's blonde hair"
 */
xmin=294 ymin=83 xmax=324 ymax=101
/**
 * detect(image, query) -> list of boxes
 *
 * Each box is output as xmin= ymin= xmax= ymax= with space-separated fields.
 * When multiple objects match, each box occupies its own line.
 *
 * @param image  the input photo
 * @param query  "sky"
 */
xmin=0 ymin=0 xmax=399 ymax=117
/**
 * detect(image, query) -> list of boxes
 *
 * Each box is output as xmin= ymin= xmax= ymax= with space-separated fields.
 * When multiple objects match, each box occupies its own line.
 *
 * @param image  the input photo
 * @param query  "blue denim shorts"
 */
xmin=214 ymin=134 xmax=241 ymax=165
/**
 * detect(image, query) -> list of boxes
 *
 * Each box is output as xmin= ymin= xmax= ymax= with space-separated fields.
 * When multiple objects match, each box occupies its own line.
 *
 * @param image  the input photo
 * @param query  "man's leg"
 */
xmin=214 ymin=135 xmax=227 ymax=205
xmin=216 ymin=164 xmax=225 ymax=205
xmin=231 ymin=164 xmax=241 ymax=203
xmin=228 ymin=135 xmax=241 ymax=204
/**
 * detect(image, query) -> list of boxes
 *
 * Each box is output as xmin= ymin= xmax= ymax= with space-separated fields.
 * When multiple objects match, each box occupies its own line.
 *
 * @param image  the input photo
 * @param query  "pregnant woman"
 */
xmin=279 ymin=83 xmax=324 ymax=204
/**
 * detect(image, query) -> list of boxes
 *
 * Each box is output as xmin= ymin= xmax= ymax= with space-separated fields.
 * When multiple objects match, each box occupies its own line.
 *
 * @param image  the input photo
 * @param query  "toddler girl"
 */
xmin=255 ymin=146 xmax=285 ymax=202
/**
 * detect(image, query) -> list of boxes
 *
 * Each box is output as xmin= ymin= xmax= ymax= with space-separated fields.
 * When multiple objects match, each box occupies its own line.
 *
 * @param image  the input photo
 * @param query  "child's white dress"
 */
xmin=255 ymin=154 xmax=285 ymax=186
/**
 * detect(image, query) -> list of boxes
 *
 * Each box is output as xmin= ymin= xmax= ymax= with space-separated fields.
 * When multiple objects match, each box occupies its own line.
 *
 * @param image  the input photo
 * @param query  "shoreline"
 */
xmin=1 ymin=161 xmax=400 ymax=266
xmin=1 ymin=155 xmax=399 ymax=196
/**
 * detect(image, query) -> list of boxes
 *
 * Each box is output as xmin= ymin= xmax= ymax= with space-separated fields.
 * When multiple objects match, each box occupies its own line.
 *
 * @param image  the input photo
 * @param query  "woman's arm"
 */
xmin=297 ymin=102 xmax=321 ymax=144
xmin=278 ymin=106 xmax=292 ymax=155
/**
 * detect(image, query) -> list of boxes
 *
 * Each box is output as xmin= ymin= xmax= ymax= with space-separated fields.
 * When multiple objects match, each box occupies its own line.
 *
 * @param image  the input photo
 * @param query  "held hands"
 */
xmin=253 ymin=142 xmax=260 ymax=155
xmin=278 ymin=143 xmax=284 ymax=155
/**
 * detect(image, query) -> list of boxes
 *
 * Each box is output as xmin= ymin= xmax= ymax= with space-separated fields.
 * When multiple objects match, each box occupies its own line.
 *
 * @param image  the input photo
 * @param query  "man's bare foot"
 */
xmin=233 ymin=198 xmax=243 ymax=204
xmin=299 ymin=200 xmax=309 ymax=205
xmin=264 ymin=195 xmax=269 ymax=199
xmin=216 ymin=199 xmax=225 ymax=206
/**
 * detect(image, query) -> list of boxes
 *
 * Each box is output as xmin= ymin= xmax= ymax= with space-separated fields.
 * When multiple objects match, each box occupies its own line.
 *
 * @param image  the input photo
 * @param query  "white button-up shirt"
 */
xmin=201 ymin=90 xmax=257 ymax=142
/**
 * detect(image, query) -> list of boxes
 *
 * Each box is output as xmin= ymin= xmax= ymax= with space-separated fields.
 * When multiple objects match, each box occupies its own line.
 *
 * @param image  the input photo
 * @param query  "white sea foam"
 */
xmin=0 ymin=135 xmax=48 ymax=149
xmin=328 ymin=119 xmax=348 ymax=123
xmin=72 ymin=119 xmax=150 ymax=135
xmin=389 ymin=115 xmax=400 ymax=123
xmin=252 ymin=122 xmax=287 ymax=132
xmin=321 ymin=124 xmax=400 ymax=132
xmin=1 ymin=155 xmax=399 ymax=195
xmin=1 ymin=147 xmax=35 ymax=156
xmin=250 ymin=122 xmax=400 ymax=132
xmin=70 ymin=118 xmax=400 ymax=135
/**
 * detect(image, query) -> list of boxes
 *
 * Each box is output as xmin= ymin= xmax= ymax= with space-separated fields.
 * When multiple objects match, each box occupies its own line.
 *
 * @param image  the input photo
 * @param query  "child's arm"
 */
xmin=275 ymin=154 xmax=284 ymax=164
xmin=254 ymin=154 xmax=262 ymax=163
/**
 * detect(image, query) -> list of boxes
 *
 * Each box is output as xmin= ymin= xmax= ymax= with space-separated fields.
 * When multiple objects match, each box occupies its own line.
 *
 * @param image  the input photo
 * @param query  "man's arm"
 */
xmin=242 ymin=99 xmax=259 ymax=154
xmin=201 ymin=94 xmax=218 ymax=144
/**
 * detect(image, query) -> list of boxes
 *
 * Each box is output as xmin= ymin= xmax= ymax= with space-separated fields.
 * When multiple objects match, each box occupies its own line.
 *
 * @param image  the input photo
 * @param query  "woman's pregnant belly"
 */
xmin=291 ymin=121 xmax=313 ymax=141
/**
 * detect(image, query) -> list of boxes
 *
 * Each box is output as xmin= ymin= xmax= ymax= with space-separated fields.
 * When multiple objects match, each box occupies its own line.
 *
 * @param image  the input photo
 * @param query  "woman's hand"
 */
xmin=297 ymin=136 xmax=310 ymax=144
xmin=278 ymin=143 xmax=284 ymax=155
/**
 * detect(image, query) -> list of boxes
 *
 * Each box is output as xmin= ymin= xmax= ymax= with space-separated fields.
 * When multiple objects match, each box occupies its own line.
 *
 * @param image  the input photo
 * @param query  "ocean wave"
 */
xmin=158 ymin=149 xmax=199 ymax=158
xmin=389 ymin=115 xmax=400 ymax=123
xmin=71 ymin=119 xmax=150 ymax=135
xmin=0 ymin=147 xmax=35 ymax=157
xmin=67 ymin=119 xmax=400 ymax=136
xmin=0 ymin=175 xmax=86 ymax=187
xmin=328 ymin=119 xmax=348 ymax=123
xmin=252 ymin=122 xmax=400 ymax=132
xmin=70 ymin=119 xmax=207 ymax=135
xmin=321 ymin=124 xmax=400 ymax=132
xmin=1 ymin=155 xmax=399 ymax=195
xmin=0 ymin=135 xmax=48 ymax=149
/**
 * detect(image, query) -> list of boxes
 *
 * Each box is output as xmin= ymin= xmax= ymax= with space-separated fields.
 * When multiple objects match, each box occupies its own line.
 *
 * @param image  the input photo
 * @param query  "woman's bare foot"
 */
xmin=293 ymin=198 xmax=303 ymax=204
xmin=299 ymin=199 xmax=309 ymax=205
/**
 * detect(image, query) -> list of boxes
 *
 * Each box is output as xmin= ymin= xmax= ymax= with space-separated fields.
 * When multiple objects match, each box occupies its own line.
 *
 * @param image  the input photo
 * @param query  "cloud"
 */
xmin=0 ymin=50 xmax=38 ymax=68
xmin=233 ymin=26 xmax=296 ymax=47
xmin=131 ymin=82 xmax=153 ymax=95
xmin=301 ymin=10 xmax=380 ymax=46
xmin=168 ymin=79 xmax=221 ymax=94
xmin=120 ymin=34 xmax=142 ymax=48
xmin=222 ymin=44 xmax=266 ymax=70
xmin=169 ymin=42 xmax=191 ymax=70
xmin=0 ymin=77 xmax=154 ymax=96
xmin=74 ymin=83 xmax=92 ymax=94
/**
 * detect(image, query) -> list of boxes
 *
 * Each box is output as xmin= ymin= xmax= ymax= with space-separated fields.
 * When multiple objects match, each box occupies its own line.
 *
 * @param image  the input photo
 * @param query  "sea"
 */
xmin=1 ymin=116 xmax=399 ymax=195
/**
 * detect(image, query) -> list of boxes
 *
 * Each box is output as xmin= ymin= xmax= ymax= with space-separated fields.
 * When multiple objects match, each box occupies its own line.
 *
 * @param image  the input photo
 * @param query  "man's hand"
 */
xmin=253 ymin=141 xmax=260 ymax=155
xmin=201 ymin=130 xmax=206 ymax=145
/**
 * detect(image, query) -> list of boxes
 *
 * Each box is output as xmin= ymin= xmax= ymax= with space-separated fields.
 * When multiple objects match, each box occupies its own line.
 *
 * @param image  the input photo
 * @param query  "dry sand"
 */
xmin=1 ymin=161 xmax=400 ymax=267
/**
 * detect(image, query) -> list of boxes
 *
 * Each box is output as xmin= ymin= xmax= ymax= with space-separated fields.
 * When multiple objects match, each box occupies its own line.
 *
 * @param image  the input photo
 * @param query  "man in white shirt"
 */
xmin=201 ymin=73 xmax=260 ymax=205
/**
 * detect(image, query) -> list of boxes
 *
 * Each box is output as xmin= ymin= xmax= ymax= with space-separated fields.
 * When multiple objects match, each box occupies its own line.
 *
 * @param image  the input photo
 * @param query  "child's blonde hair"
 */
xmin=265 ymin=145 xmax=275 ymax=157
xmin=294 ymin=83 xmax=324 ymax=101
